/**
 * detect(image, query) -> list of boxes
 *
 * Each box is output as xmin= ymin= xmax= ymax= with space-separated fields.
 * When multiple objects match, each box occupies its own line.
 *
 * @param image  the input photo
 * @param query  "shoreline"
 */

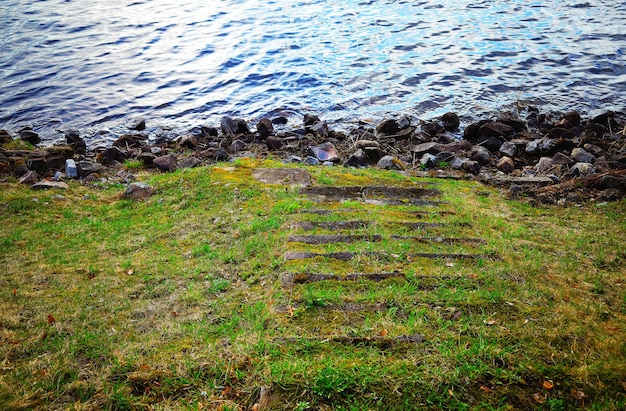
xmin=1 ymin=108 xmax=625 ymax=204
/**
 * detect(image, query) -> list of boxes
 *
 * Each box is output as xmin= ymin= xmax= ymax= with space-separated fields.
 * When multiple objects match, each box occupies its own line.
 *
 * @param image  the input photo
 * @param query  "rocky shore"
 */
xmin=1 ymin=108 xmax=625 ymax=204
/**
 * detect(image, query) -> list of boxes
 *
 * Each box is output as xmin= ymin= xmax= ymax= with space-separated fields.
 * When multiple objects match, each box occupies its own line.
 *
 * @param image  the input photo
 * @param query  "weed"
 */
xmin=123 ymin=159 xmax=144 ymax=169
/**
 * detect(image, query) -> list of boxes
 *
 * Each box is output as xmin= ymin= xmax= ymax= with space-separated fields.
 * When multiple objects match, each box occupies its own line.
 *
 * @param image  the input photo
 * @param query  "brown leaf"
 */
xmin=533 ymin=393 xmax=546 ymax=404
xmin=543 ymin=380 xmax=554 ymax=390
xmin=380 ymin=328 xmax=388 ymax=337
xmin=571 ymin=388 xmax=587 ymax=400
xmin=480 ymin=385 xmax=493 ymax=393
xmin=47 ymin=314 xmax=56 ymax=325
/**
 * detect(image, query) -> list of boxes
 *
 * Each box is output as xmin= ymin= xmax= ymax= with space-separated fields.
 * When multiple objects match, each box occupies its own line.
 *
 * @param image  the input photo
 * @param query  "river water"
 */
xmin=1 ymin=0 xmax=625 ymax=144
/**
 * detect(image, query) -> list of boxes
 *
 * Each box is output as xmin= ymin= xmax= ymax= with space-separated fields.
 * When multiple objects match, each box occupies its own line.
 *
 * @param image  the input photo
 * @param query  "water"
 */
xmin=1 ymin=0 xmax=625 ymax=145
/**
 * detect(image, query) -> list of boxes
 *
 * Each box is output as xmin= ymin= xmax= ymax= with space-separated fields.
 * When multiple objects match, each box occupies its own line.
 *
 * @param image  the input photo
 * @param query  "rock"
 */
xmin=310 ymin=121 xmax=329 ymax=138
xmin=479 ymin=122 xmax=514 ymax=139
xmin=65 ymin=159 xmax=78 ymax=178
xmin=569 ymin=162 xmax=595 ymax=176
xmin=463 ymin=120 xmax=491 ymax=143
xmin=378 ymin=155 xmax=404 ymax=170
xmin=304 ymin=156 xmax=320 ymax=166
xmin=220 ymin=116 xmax=249 ymax=136
xmin=113 ymin=134 xmax=147 ymax=149
xmin=343 ymin=149 xmax=368 ymax=167
xmin=46 ymin=146 xmax=74 ymax=159
xmin=435 ymin=151 xmax=455 ymax=163
xmin=571 ymin=147 xmax=595 ymax=164
xmin=256 ymin=118 xmax=274 ymax=139
xmin=308 ymin=142 xmax=339 ymax=162
xmin=496 ymin=157 xmax=515 ymax=174
xmin=421 ymin=121 xmax=444 ymax=138
xmin=98 ymin=147 xmax=128 ymax=165
xmin=19 ymin=170 xmax=38 ymax=184
xmin=127 ymin=117 xmax=146 ymax=131
xmin=31 ymin=181 xmax=68 ymax=190
xmin=498 ymin=116 xmax=527 ymax=133
xmin=265 ymin=136 xmax=284 ymax=151
xmin=584 ymin=122 xmax=606 ymax=139
xmin=376 ymin=117 xmax=410 ymax=135
xmin=551 ymin=152 xmax=574 ymax=166
xmin=469 ymin=146 xmax=491 ymax=165
xmin=138 ymin=152 xmax=156 ymax=166
xmin=420 ymin=153 xmax=437 ymax=168
xmin=555 ymin=111 xmax=581 ymax=128
xmin=229 ymin=139 xmax=247 ymax=153
xmin=179 ymin=157 xmax=201 ymax=169
xmin=177 ymin=134 xmax=198 ymax=150
xmin=356 ymin=139 xmax=380 ymax=149
xmin=64 ymin=130 xmax=87 ymax=153
xmin=0 ymin=130 xmax=11 ymax=145
xmin=535 ymin=157 xmax=554 ymax=173
xmin=77 ymin=161 xmax=105 ymax=177
xmin=499 ymin=141 xmax=518 ymax=158
xmin=441 ymin=140 xmax=472 ymax=153
xmin=322 ymin=161 xmax=334 ymax=167
xmin=441 ymin=112 xmax=460 ymax=131
xmin=462 ymin=160 xmax=481 ymax=175
xmin=45 ymin=155 xmax=65 ymax=170
xmin=450 ymin=156 xmax=469 ymax=170
xmin=547 ymin=127 xmax=576 ymax=139
xmin=478 ymin=136 xmax=504 ymax=152
xmin=412 ymin=142 xmax=441 ymax=156
xmin=153 ymin=154 xmax=177 ymax=172
xmin=525 ymin=138 xmax=555 ymax=156
xmin=27 ymin=157 xmax=47 ymax=174
xmin=596 ymin=175 xmax=626 ymax=191
xmin=123 ymin=182 xmax=154 ymax=200
xmin=583 ymin=143 xmax=606 ymax=157
xmin=19 ymin=129 xmax=41 ymax=145
xmin=215 ymin=147 xmax=230 ymax=161
xmin=303 ymin=113 xmax=320 ymax=127
xmin=272 ymin=116 xmax=289 ymax=125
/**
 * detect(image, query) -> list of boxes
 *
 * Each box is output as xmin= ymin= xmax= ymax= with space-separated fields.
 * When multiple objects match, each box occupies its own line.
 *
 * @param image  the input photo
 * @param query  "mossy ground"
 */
xmin=1 ymin=158 xmax=624 ymax=410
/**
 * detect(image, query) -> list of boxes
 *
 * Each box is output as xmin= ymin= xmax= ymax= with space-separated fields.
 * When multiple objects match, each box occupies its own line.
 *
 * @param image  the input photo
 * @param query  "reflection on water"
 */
xmin=0 ymin=0 xmax=625 ymax=143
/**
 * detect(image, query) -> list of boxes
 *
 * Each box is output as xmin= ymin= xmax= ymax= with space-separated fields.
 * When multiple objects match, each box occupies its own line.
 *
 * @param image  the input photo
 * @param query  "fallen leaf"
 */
xmin=448 ymin=389 xmax=454 ymax=397
xmin=287 ymin=306 xmax=294 ymax=317
xmin=47 ymin=314 xmax=56 ymax=325
xmin=380 ymin=328 xmax=388 ymax=337
xmin=480 ymin=385 xmax=493 ymax=393
xmin=484 ymin=319 xmax=497 ymax=326
xmin=543 ymin=380 xmax=554 ymax=390
xmin=127 ymin=269 xmax=134 ymax=275
xmin=533 ymin=393 xmax=546 ymax=404
xmin=571 ymin=388 xmax=587 ymax=401
xmin=13 ymin=288 xmax=17 ymax=297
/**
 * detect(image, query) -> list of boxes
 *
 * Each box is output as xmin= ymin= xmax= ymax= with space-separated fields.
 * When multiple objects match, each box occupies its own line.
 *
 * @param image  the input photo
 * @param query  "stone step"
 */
xmin=290 ymin=220 xmax=468 ymax=231
xmin=273 ymin=334 xmax=425 ymax=348
xmin=287 ymin=234 xmax=486 ymax=245
xmin=284 ymin=251 xmax=500 ymax=262
xmin=298 ymin=209 xmax=456 ymax=217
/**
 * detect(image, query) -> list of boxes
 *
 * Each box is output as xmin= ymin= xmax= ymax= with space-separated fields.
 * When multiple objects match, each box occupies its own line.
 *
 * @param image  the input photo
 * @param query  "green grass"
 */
xmin=0 ymin=158 xmax=624 ymax=410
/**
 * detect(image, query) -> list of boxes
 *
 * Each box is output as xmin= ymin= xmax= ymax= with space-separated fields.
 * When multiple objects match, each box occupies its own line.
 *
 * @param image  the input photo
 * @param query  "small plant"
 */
xmin=124 ymin=159 xmax=144 ymax=169
xmin=3 ymin=138 xmax=35 ymax=150
xmin=437 ymin=161 xmax=451 ymax=169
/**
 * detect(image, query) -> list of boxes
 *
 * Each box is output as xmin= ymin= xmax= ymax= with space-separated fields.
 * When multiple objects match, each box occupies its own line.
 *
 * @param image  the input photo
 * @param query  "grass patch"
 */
xmin=0 ymin=159 xmax=624 ymax=410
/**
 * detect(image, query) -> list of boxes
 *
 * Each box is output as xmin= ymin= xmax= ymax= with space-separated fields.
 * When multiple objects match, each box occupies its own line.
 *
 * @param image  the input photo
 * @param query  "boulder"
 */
xmin=377 ymin=155 xmax=404 ymax=170
xmin=555 ymin=111 xmax=581 ymax=128
xmin=220 ymin=116 xmax=249 ymax=136
xmin=441 ymin=112 xmax=460 ymax=131
xmin=256 ymin=118 xmax=274 ymax=139
xmin=45 ymin=155 xmax=65 ymax=171
xmin=153 ymin=154 xmax=177 ymax=172
xmin=499 ymin=141 xmax=518 ymax=158
xmin=420 ymin=153 xmax=437 ymax=168
xmin=123 ymin=182 xmax=154 ymax=200
xmin=65 ymin=130 xmax=87 ymax=153
xmin=479 ymin=122 xmax=514 ymax=139
xmin=19 ymin=129 xmax=41 ymax=145
xmin=177 ymin=134 xmax=198 ymax=150
xmin=421 ymin=121 xmax=444 ymax=138
xmin=0 ymin=130 xmax=11 ymax=145
xmin=310 ymin=121 xmax=329 ymax=138
xmin=98 ymin=147 xmax=128 ymax=165
xmin=462 ymin=160 xmax=481 ymax=175
xmin=450 ymin=156 xmax=469 ymax=170
xmin=77 ymin=161 xmax=105 ymax=177
xmin=498 ymin=116 xmax=527 ymax=133
xmin=126 ymin=117 xmax=146 ymax=131
xmin=469 ymin=145 xmax=491 ymax=165
xmin=303 ymin=113 xmax=321 ymax=127
xmin=569 ymin=162 xmax=595 ymax=176
xmin=308 ymin=142 xmax=339 ymax=162
xmin=376 ymin=117 xmax=410 ymax=135
xmin=19 ymin=170 xmax=38 ymax=184
xmin=304 ymin=156 xmax=320 ymax=166
xmin=179 ymin=157 xmax=201 ymax=169
xmin=551 ymin=152 xmax=574 ymax=166
xmin=265 ymin=136 xmax=284 ymax=151
xmin=27 ymin=158 xmax=48 ymax=174
xmin=535 ymin=157 xmax=554 ymax=173
xmin=113 ymin=134 xmax=147 ymax=149
xmin=571 ymin=148 xmax=595 ymax=164
xmin=229 ymin=139 xmax=247 ymax=153
xmin=343 ymin=149 xmax=368 ymax=167
xmin=412 ymin=142 xmax=441 ymax=156
xmin=525 ymin=138 xmax=555 ymax=156
xmin=496 ymin=157 xmax=515 ymax=174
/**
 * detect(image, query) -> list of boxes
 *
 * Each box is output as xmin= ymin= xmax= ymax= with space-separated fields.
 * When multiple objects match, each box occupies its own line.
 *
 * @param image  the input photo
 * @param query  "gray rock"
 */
xmin=126 ymin=117 xmax=146 ymax=131
xmin=304 ymin=156 xmax=320 ymax=166
xmin=420 ymin=153 xmax=437 ymax=168
xmin=462 ymin=160 xmax=481 ymax=175
xmin=19 ymin=170 xmax=38 ymax=184
xmin=303 ymin=113 xmax=320 ymax=127
xmin=77 ymin=161 xmax=105 ymax=177
xmin=412 ymin=142 xmax=441 ymax=156
xmin=256 ymin=117 xmax=274 ymax=139
xmin=571 ymin=148 xmax=595 ymax=164
xmin=177 ymin=134 xmax=198 ymax=150
xmin=377 ymin=155 xmax=404 ymax=170
xmin=376 ymin=117 xmax=410 ymax=135
xmin=123 ymin=182 xmax=154 ymax=200
xmin=265 ymin=136 xmax=284 ymax=151
xmin=65 ymin=159 xmax=78 ymax=178
xmin=441 ymin=112 xmax=460 ymax=131
xmin=221 ymin=116 xmax=249 ymax=136
xmin=98 ymin=147 xmax=127 ymax=165
xmin=31 ymin=181 xmax=68 ymax=190
xmin=551 ymin=152 xmax=574 ymax=166
xmin=310 ymin=121 xmax=329 ymax=138
xmin=525 ymin=138 xmax=554 ymax=156
xmin=27 ymin=158 xmax=47 ymax=174
xmin=356 ymin=140 xmax=380 ymax=149
xmin=322 ymin=161 xmax=334 ymax=167
xmin=229 ymin=139 xmax=247 ymax=153
xmin=19 ymin=129 xmax=41 ymax=145
xmin=0 ymin=129 xmax=11 ymax=144
xmin=479 ymin=122 xmax=514 ymax=139
xmin=499 ymin=141 xmax=518 ymax=158
xmin=343 ymin=149 xmax=368 ymax=167
xmin=153 ymin=154 xmax=177 ymax=172
xmin=469 ymin=145 xmax=491 ymax=165
xmin=289 ymin=155 xmax=303 ymax=163
xmin=535 ymin=157 xmax=554 ymax=173
xmin=65 ymin=130 xmax=86 ymax=154
xmin=179 ymin=157 xmax=201 ymax=169
xmin=450 ymin=156 xmax=469 ymax=170
xmin=113 ymin=134 xmax=147 ymax=149
xmin=569 ymin=162 xmax=595 ymax=176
